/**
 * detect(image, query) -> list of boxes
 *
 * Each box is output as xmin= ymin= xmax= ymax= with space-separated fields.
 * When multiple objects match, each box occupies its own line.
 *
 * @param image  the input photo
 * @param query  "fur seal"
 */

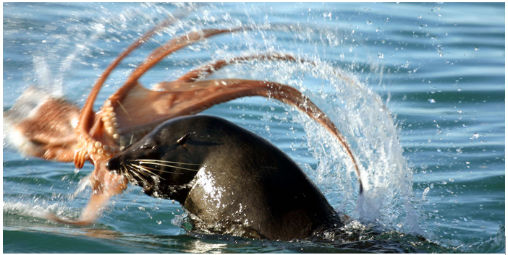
xmin=106 ymin=115 xmax=342 ymax=240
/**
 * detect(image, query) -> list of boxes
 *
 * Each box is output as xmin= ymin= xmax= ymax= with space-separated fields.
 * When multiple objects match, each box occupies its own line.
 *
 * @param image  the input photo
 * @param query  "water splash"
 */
xmin=7 ymin=2 xmax=423 ymax=243
xmin=291 ymin=61 xmax=421 ymax=235
xmin=189 ymin=21 xmax=424 ymax=235
xmin=3 ymin=201 xmax=53 ymax=219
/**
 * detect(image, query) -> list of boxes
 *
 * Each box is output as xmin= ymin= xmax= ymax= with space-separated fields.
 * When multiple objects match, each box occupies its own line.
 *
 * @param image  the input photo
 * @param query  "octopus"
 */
xmin=4 ymin=13 xmax=362 ymax=226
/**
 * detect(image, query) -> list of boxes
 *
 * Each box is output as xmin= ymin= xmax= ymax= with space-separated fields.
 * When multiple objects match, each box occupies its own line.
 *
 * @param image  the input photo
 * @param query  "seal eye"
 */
xmin=176 ymin=133 xmax=190 ymax=145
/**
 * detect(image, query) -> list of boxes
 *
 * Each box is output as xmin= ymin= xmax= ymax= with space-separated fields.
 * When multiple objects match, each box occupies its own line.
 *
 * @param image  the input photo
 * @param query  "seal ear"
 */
xmin=176 ymin=133 xmax=190 ymax=145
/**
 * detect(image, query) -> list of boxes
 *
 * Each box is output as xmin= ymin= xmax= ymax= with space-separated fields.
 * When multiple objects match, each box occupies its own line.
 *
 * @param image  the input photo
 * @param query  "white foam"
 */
xmin=3 ymin=201 xmax=57 ymax=219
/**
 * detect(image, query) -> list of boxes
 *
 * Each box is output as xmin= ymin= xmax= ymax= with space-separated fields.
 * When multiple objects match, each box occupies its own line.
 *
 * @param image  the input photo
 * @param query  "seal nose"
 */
xmin=105 ymin=157 xmax=119 ymax=171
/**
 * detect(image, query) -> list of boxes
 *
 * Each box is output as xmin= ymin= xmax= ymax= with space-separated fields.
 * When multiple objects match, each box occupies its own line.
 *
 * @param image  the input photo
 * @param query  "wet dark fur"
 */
xmin=107 ymin=115 xmax=341 ymax=240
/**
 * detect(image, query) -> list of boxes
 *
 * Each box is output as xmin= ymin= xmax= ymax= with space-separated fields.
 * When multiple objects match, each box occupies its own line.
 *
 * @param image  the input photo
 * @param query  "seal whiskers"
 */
xmin=119 ymin=165 xmax=137 ymax=184
xmin=133 ymin=160 xmax=201 ymax=172
xmin=129 ymin=164 xmax=166 ymax=180
xmin=132 ymin=159 xmax=201 ymax=165
xmin=128 ymin=160 xmax=200 ymax=173
xmin=125 ymin=165 xmax=152 ymax=186
xmin=118 ymin=158 xmax=201 ymax=190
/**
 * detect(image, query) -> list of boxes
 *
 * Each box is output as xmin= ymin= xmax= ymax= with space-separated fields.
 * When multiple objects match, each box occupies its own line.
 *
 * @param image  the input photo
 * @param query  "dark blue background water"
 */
xmin=3 ymin=3 xmax=505 ymax=253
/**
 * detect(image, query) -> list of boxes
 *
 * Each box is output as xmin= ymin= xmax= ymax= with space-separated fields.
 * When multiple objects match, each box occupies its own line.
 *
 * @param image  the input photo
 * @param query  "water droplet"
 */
xmin=428 ymin=99 xmax=436 ymax=103
xmin=422 ymin=187 xmax=430 ymax=198
xmin=322 ymin=12 xmax=332 ymax=19
xmin=475 ymin=47 xmax=479 ymax=51
xmin=378 ymin=53 xmax=384 ymax=59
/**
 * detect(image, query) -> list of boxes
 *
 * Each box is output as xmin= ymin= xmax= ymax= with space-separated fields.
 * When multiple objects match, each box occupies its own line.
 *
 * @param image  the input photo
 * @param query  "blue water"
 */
xmin=3 ymin=2 xmax=505 ymax=253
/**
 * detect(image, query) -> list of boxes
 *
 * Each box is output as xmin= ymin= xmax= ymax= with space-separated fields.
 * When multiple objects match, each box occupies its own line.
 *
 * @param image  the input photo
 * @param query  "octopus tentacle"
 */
xmin=46 ymin=157 xmax=129 ymax=225
xmin=174 ymin=53 xmax=301 ymax=83
xmin=194 ymin=79 xmax=364 ymax=192
xmin=109 ymin=27 xmax=250 ymax=104
xmin=45 ymin=192 xmax=111 ymax=226
xmin=45 ymin=175 xmax=126 ymax=226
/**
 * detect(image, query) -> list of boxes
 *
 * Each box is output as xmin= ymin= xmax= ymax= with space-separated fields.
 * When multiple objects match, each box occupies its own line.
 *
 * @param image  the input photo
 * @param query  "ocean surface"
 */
xmin=3 ymin=2 xmax=505 ymax=253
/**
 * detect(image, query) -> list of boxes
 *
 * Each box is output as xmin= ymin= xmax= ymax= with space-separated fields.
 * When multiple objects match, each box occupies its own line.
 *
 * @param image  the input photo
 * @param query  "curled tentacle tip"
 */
xmin=44 ymin=212 xmax=69 ymax=224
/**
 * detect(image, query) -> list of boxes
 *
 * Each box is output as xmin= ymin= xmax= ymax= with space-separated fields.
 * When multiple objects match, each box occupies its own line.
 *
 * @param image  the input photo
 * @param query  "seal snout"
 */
xmin=105 ymin=157 xmax=121 ymax=172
